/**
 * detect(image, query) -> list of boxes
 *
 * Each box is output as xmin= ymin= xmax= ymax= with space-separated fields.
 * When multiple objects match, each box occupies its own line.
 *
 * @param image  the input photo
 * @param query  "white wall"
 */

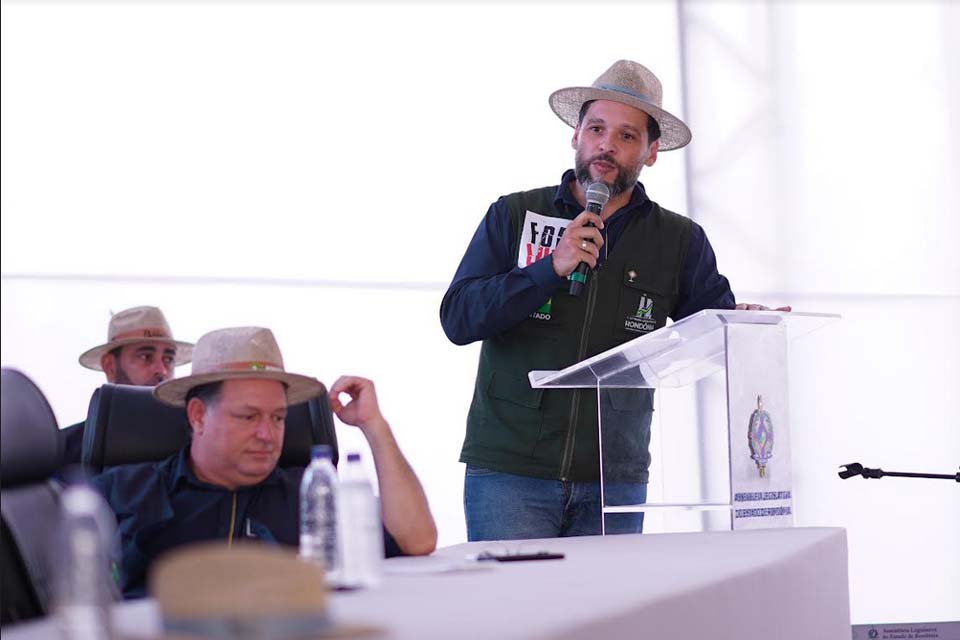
xmin=0 ymin=0 xmax=684 ymax=554
xmin=2 ymin=0 xmax=957 ymax=626
xmin=677 ymin=0 xmax=960 ymax=625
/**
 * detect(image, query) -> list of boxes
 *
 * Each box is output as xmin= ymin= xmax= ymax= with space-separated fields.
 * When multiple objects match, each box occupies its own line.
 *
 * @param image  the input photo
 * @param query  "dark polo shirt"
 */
xmin=92 ymin=446 xmax=401 ymax=598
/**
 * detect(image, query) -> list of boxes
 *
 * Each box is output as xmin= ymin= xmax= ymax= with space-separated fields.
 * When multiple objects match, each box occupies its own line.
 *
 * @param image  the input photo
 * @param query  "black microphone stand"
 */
xmin=838 ymin=462 xmax=959 ymax=482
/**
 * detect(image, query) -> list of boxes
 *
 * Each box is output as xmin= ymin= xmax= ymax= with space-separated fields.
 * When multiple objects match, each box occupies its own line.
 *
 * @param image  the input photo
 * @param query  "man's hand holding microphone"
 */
xmin=552 ymin=210 xmax=605 ymax=278
xmin=556 ymin=182 xmax=610 ymax=296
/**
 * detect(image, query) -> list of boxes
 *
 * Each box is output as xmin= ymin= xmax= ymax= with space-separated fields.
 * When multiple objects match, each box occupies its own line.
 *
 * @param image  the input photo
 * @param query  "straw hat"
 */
xmin=549 ymin=59 xmax=692 ymax=151
xmin=150 ymin=543 xmax=378 ymax=638
xmin=78 ymin=306 xmax=194 ymax=371
xmin=153 ymin=327 xmax=324 ymax=407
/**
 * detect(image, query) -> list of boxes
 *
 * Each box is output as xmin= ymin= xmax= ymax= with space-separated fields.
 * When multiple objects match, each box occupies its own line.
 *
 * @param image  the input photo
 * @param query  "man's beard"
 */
xmin=574 ymin=152 xmax=641 ymax=199
xmin=114 ymin=364 xmax=164 ymax=386
xmin=113 ymin=365 xmax=135 ymax=385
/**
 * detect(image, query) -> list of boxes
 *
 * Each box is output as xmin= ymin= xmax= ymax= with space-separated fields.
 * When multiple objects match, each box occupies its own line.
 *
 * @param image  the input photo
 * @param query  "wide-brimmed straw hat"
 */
xmin=154 ymin=326 xmax=324 ymax=407
xmin=78 ymin=306 xmax=194 ymax=371
xmin=150 ymin=543 xmax=378 ymax=638
xmin=549 ymin=59 xmax=692 ymax=151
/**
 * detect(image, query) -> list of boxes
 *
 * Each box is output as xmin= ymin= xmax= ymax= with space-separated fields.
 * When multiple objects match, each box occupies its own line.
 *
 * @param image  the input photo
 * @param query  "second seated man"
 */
xmin=62 ymin=305 xmax=193 ymax=467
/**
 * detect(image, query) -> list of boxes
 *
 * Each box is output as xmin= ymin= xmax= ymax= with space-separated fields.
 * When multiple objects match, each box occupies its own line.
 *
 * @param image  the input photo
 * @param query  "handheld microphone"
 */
xmin=568 ymin=182 xmax=610 ymax=297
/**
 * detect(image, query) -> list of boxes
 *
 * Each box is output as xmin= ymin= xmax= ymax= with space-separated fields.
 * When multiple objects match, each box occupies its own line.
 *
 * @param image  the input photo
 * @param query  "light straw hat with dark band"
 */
xmin=78 ymin=306 xmax=193 ymax=371
xmin=150 ymin=543 xmax=378 ymax=638
xmin=549 ymin=59 xmax=692 ymax=151
xmin=153 ymin=327 xmax=324 ymax=407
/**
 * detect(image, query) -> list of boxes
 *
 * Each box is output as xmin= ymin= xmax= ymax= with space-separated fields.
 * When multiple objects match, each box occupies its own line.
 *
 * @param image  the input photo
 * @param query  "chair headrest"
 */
xmin=1 ymin=369 xmax=62 ymax=485
xmin=82 ymin=384 xmax=190 ymax=474
xmin=83 ymin=382 xmax=337 ymax=473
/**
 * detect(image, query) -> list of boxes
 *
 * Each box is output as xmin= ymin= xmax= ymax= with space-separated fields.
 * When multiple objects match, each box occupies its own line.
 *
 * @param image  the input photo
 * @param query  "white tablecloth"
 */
xmin=6 ymin=527 xmax=851 ymax=639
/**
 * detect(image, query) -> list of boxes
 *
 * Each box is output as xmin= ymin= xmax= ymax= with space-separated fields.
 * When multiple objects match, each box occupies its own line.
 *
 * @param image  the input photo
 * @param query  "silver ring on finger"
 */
xmin=580 ymin=240 xmax=588 ymax=250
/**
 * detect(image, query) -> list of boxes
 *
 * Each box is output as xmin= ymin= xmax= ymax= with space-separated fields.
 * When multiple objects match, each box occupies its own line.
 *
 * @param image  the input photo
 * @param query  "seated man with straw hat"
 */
xmin=92 ymin=326 xmax=437 ymax=598
xmin=61 ymin=305 xmax=194 ymax=467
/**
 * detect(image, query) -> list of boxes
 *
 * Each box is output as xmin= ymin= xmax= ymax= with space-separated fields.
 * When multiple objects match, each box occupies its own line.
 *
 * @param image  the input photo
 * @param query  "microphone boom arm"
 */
xmin=838 ymin=462 xmax=959 ymax=482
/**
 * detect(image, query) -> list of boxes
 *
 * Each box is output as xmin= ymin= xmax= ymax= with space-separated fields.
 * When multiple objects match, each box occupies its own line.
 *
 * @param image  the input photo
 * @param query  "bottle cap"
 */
xmin=310 ymin=445 xmax=332 ymax=460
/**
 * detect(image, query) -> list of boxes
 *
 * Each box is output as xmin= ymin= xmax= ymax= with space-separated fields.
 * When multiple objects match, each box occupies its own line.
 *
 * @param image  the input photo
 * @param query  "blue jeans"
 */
xmin=463 ymin=466 xmax=647 ymax=541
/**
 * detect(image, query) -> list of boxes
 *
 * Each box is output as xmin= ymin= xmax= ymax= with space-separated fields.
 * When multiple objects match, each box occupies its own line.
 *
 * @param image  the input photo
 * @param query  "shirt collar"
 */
xmin=554 ymin=169 xmax=650 ymax=220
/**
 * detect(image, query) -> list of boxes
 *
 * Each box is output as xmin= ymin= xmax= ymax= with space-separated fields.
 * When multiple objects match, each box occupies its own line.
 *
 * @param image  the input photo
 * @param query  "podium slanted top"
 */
xmin=528 ymin=309 xmax=839 ymax=390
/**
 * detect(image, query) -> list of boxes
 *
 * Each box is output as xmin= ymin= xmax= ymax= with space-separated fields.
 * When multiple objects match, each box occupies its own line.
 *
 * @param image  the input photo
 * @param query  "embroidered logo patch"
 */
xmin=636 ymin=295 xmax=654 ymax=319
xmin=531 ymin=298 xmax=552 ymax=321
xmin=624 ymin=294 xmax=657 ymax=334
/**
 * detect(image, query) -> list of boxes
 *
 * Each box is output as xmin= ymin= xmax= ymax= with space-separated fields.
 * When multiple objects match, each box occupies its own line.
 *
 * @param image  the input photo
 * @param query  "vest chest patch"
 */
xmin=519 ymin=210 xmax=570 ymax=323
xmin=623 ymin=293 xmax=657 ymax=334
xmin=530 ymin=298 xmax=552 ymax=321
xmin=517 ymin=210 xmax=570 ymax=268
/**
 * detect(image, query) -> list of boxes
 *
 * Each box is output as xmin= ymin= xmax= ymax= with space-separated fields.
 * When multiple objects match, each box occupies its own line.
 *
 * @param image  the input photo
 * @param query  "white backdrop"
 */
xmin=2 ymin=0 xmax=957 ymax=626
xmin=676 ymin=0 xmax=959 ymax=626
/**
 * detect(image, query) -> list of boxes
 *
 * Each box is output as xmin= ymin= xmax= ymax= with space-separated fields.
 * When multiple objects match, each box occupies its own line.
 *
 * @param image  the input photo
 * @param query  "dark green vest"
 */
xmin=460 ymin=186 xmax=691 ymax=482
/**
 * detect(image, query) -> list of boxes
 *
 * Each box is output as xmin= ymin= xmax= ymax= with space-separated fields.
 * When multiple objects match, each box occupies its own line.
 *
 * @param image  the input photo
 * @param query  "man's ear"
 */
xmin=645 ymin=139 xmax=660 ymax=167
xmin=571 ymin=126 xmax=581 ymax=150
xmin=186 ymin=398 xmax=206 ymax=436
xmin=101 ymin=352 xmax=118 ymax=383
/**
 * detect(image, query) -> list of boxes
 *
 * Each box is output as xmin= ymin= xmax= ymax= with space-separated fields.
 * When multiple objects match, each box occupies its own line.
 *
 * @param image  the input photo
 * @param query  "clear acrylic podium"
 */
xmin=529 ymin=309 xmax=839 ymax=533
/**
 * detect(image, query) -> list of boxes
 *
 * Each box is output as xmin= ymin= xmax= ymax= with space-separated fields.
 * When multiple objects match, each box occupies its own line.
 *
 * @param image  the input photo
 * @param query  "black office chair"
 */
xmin=1 ymin=369 xmax=63 ymax=625
xmin=81 ymin=383 xmax=339 ymax=474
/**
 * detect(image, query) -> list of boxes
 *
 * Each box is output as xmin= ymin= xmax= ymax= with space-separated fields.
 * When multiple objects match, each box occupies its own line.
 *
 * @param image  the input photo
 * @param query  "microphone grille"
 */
xmin=585 ymin=182 xmax=611 ymax=209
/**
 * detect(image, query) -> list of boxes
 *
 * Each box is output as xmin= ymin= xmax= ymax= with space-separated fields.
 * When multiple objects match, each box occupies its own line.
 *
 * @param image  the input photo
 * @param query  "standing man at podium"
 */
xmin=441 ymin=60 xmax=781 ymax=541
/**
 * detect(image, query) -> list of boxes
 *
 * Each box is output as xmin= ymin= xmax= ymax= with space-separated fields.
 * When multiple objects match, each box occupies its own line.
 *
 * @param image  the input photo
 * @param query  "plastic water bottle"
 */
xmin=299 ymin=445 xmax=340 ymax=582
xmin=54 ymin=484 xmax=116 ymax=640
xmin=337 ymin=453 xmax=383 ymax=589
